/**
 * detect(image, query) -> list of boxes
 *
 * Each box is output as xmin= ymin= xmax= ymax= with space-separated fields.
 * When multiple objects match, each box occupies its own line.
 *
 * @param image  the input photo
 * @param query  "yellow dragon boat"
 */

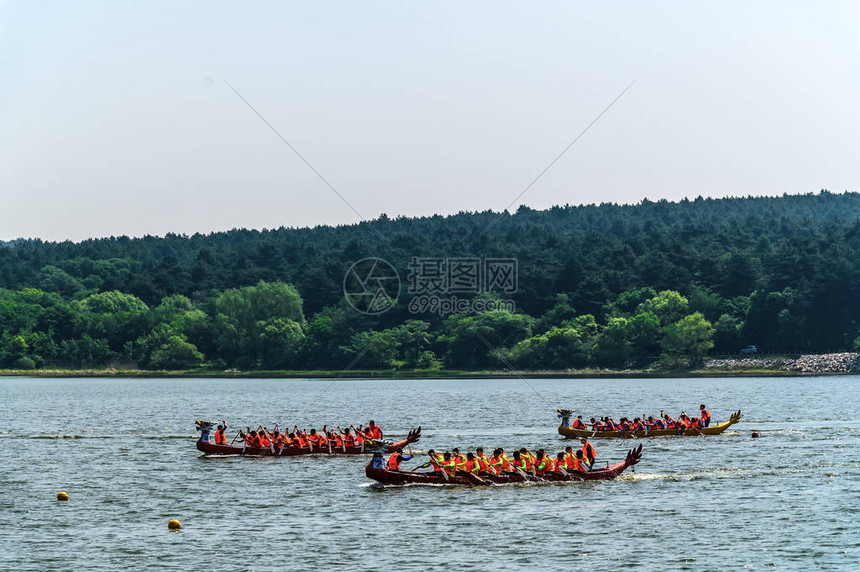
xmin=557 ymin=410 xmax=742 ymax=439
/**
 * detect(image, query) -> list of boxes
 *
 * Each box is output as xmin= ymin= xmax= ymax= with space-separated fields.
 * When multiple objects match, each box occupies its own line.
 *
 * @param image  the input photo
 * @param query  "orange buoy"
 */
xmin=168 ymin=519 xmax=181 ymax=530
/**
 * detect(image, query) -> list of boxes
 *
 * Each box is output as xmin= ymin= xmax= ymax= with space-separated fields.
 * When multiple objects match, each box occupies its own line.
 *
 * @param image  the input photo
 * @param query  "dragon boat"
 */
xmin=557 ymin=410 xmax=742 ymax=439
xmin=365 ymin=445 xmax=642 ymax=486
xmin=195 ymin=420 xmax=421 ymax=456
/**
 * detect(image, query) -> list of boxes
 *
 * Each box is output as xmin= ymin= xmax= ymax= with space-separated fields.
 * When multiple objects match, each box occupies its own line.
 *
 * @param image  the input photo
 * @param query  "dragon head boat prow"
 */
xmin=625 ymin=443 xmax=644 ymax=467
xmin=403 ymin=426 xmax=421 ymax=445
xmin=195 ymin=420 xmax=216 ymax=432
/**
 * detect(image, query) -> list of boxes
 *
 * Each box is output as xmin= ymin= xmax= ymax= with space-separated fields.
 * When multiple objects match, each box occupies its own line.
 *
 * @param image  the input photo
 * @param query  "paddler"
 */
xmin=555 ymin=452 xmax=570 ymax=472
xmin=535 ymin=450 xmax=554 ymax=475
xmin=580 ymin=437 xmax=596 ymax=468
xmin=461 ymin=452 xmax=480 ymax=475
xmin=307 ymin=429 xmax=323 ymax=448
xmin=386 ymin=448 xmax=412 ymax=471
xmin=213 ymin=422 xmax=227 ymax=445
xmin=573 ymin=450 xmax=590 ymax=472
xmin=257 ymin=429 xmax=271 ymax=449
xmin=564 ymin=445 xmax=575 ymax=466
xmin=328 ymin=430 xmax=344 ymax=449
xmin=517 ymin=448 xmax=533 ymax=473
xmin=700 ymin=404 xmax=711 ymax=427
xmin=475 ymin=447 xmax=492 ymax=474
xmin=271 ymin=430 xmax=284 ymax=450
xmin=340 ymin=427 xmax=356 ymax=448
xmin=489 ymin=448 xmax=506 ymax=474
xmin=366 ymin=420 xmax=383 ymax=440
xmin=661 ymin=411 xmax=676 ymax=428
xmin=439 ymin=452 xmax=457 ymax=476
xmin=452 ymin=448 xmax=466 ymax=465
xmin=241 ymin=429 xmax=259 ymax=451
xmin=572 ymin=415 xmax=587 ymax=430
xmin=293 ymin=430 xmax=309 ymax=450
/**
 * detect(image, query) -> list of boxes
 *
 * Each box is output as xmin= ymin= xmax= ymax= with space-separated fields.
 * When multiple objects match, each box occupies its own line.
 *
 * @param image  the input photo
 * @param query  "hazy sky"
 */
xmin=2 ymin=1 xmax=859 ymax=242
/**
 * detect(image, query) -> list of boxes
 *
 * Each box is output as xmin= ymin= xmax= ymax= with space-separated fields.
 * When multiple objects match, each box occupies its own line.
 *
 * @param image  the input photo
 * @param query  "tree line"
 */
xmin=1 ymin=190 xmax=859 ymax=370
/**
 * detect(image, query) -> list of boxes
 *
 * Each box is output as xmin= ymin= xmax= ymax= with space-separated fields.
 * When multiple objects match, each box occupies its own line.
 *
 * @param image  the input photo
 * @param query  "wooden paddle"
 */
xmin=427 ymin=455 xmax=449 ymax=482
xmin=465 ymin=471 xmax=488 ymax=486
xmin=229 ymin=430 xmax=242 ymax=445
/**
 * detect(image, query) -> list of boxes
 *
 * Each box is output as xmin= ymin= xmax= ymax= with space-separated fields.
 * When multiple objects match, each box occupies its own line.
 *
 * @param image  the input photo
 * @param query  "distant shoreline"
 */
xmin=1 ymin=367 xmax=856 ymax=379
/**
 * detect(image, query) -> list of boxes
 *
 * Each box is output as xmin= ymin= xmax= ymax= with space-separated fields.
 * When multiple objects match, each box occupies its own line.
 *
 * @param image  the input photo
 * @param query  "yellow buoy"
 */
xmin=57 ymin=491 xmax=69 ymax=501
xmin=168 ymin=519 xmax=181 ymax=530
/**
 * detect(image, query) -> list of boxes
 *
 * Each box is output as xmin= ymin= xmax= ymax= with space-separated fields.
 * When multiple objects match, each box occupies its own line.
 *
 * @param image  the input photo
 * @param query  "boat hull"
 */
xmin=558 ymin=410 xmax=742 ymax=439
xmin=366 ymin=445 xmax=642 ymax=486
xmin=197 ymin=427 xmax=421 ymax=456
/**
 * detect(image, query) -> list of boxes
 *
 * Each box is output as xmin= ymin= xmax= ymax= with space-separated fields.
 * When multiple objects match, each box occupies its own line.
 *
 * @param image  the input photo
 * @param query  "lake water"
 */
xmin=0 ymin=376 xmax=858 ymax=571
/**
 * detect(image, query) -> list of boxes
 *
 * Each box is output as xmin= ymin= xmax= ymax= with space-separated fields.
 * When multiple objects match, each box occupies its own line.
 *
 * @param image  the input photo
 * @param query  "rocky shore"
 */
xmin=704 ymin=352 xmax=860 ymax=374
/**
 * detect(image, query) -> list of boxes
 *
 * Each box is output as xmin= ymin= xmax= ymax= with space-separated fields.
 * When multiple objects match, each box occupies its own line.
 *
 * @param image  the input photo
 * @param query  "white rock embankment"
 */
xmin=788 ymin=352 xmax=860 ymax=373
xmin=703 ymin=353 xmax=860 ymax=373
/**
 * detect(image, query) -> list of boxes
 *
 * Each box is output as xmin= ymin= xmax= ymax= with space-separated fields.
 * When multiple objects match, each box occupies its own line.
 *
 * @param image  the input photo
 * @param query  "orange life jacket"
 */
xmin=476 ymin=455 xmax=491 ymax=473
xmin=573 ymin=457 xmax=588 ymax=472
xmin=369 ymin=426 xmax=382 ymax=439
xmin=440 ymin=459 xmax=456 ymax=476
xmin=244 ymin=434 xmax=255 ymax=447
xmin=258 ymin=435 xmax=271 ymax=448
xmin=582 ymin=442 xmax=595 ymax=460
xmin=463 ymin=459 xmax=479 ymax=474
xmin=295 ymin=434 xmax=308 ymax=448
xmin=701 ymin=409 xmax=711 ymax=421
xmin=490 ymin=456 xmax=503 ymax=473
xmin=387 ymin=453 xmax=403 ymax=470
xmin=214 ymin=429 xmax=226 ymax=445
xmin=572 ymin=418 xmax=586 ymax=429
xmin=343 ymin=433 xmax=356 ymax=447
xmin=536 ymin=456 xmax=553 ymax=474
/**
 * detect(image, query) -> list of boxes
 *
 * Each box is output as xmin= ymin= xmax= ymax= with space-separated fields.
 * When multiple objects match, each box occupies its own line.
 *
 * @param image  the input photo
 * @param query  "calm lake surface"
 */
xmin=0 ymin=376 xmax=858 ymax=571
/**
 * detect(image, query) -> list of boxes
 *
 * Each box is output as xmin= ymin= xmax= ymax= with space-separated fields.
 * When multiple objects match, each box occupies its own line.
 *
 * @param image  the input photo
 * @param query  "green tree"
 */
xmin=661 ymin=312 xmax=715 ymax=365
xmin=259 ymin=318 xmax=305 ymax=368
xmin=625 ymin=311 xmax=662 ymax=362
xmin=210 ymin=281 xmax=305 ymax=368
xmin=637 ymin=290 xmax=690 ymax=326
xmin=713 ymin=314 xmax=743 ymax=353
xmin=505 ymin=315 xmax=598 ymax=369
xmin=72 ymin=291 xmax=149 ymax=352
xmin=38 ymin=266 xmax=84 ymax=298
xmin=148 ymin=335 xmax=205 ymax=370
xmin=594 ymin=317 xmax=629 ymax=367
xmin=441 ymin=310 xmax=535 ymax=368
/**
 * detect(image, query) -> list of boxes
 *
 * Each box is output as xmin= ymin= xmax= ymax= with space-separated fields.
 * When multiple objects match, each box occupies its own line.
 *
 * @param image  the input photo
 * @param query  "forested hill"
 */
xmin=1 ymin=190 xmax=859 ymax=370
